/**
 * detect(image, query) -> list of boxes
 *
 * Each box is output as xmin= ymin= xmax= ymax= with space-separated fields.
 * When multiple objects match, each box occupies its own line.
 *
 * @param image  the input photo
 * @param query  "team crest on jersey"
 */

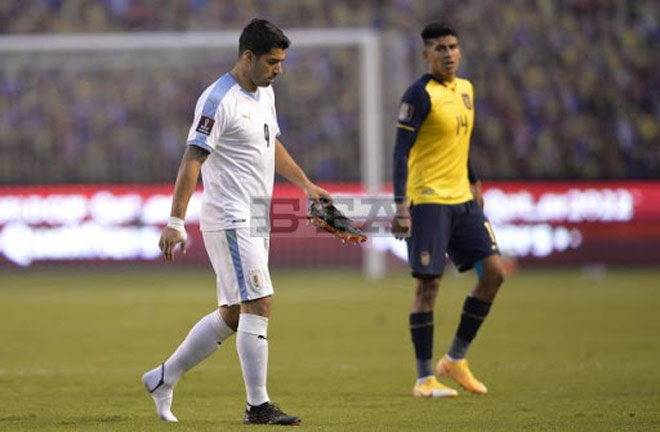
xmin=462 ymin=93 xmax=472 ymax=110
xmin=420 ymin=251 xmax=431 ymax=267
xmin=398 ymin=102 xmax=415 ymax=122
xmin=196 ymin=116 xmax=215 ymax=135
xmin=248 ymin=270 xmax=264 ymax=292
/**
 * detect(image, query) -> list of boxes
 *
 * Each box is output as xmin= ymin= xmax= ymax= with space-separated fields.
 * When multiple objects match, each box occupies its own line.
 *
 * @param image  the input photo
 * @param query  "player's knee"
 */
xmin=419 ymin=277 xmax=439 ymax=294
xmin=413 ymin=277 xmax=439 ymax=310
xmin=241 ymin=296 xmax=272 ymax=318
xmin=476 ymin=264 xmax=505 ymax=299
xmin=482 ymin=256 xmax=506 ymax=286
xmin=219 ymin=305 xmax=240 ymax=330
xmin=487 ymin=264 xmax=505 ymax=288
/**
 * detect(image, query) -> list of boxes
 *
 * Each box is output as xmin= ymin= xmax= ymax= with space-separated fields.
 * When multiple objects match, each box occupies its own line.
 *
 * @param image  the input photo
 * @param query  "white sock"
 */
xmin=236 ymin=313 xmax=270 ymax=406
xmin=163 ymin=310 xmax=235 ymax=385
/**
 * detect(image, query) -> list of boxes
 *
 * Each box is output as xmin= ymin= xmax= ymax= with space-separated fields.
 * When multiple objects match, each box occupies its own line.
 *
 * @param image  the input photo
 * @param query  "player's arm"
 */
xmin=392 ymin=131 xmax=415 ymax=240
xmin=468 ymin=158 xmax=484 ymax=208
xmin=274 ymin=138 xmax=330 ymax=202
xmin=392 ymin=82 xmax=430 ymax=240
xmin=465 ymin=82 xmax=484 ymax=208
xmin=159 ymin=145 xmax=210 ymax=261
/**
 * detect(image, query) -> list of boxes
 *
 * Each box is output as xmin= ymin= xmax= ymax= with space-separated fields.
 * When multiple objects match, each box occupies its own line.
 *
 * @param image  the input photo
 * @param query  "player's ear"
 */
xmin=421 ymin=42 xmax=432 ymax=61
xmin=242 ymin=50 xmax=254 ymax=65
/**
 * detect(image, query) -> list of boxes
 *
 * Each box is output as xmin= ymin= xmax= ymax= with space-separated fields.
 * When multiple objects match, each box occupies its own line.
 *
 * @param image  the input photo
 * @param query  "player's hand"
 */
xmin=159 ymin=226 xmax=188 ymax=261
xmin=304 ymin=182 xmax=332 ymax=205
xmin=391 ymin=204 xmax=411 ymax=240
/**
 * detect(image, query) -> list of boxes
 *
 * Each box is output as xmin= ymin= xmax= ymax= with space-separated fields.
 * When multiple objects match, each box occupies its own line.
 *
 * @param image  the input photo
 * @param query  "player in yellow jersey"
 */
xmin=391 ymin=22 xmax=507 ymax=398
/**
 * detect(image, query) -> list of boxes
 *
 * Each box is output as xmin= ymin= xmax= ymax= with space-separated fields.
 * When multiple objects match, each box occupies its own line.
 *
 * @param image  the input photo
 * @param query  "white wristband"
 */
xmin=167 ymin=216 xmax=187 ymax=239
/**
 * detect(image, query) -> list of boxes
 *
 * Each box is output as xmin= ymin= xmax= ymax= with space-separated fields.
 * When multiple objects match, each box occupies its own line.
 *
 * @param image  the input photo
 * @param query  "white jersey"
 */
xmin=186 ymin=73 xmax=280 ymax=232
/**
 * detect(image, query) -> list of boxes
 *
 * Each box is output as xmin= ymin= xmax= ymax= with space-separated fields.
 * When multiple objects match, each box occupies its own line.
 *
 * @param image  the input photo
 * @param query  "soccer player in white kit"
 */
xmin=141 ymin=19 xmax=330 ymax=426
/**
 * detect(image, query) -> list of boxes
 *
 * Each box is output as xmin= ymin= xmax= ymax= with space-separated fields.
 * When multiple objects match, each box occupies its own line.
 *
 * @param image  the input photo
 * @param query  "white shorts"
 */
xmin=202 ymin=228 xmax=273 ymax=306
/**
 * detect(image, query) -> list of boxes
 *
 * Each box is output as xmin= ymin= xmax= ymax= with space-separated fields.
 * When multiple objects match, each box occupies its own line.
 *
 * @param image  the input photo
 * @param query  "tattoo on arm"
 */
xmin=171 ymin=202 xmax=187 ymax=220
xmin=170 ymin=145 xmax=210 ymax=219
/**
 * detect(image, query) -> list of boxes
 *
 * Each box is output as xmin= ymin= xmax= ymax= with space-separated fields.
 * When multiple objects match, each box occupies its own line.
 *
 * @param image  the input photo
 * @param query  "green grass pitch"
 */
xmin=0 ymin=267 xmax=659 ymax=431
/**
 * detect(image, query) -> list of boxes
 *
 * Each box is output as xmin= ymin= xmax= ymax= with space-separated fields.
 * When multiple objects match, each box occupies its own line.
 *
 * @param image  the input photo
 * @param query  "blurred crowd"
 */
xmin=1 ymin=0 xmax=658 ymax=183
xmin=0 ymin=47 xmax=360 ymax=183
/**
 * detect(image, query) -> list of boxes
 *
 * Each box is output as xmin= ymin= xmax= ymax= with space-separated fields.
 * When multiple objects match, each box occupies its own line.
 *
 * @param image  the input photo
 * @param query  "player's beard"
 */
xmin=436 ymin=60 xmax=457 ymax=80
xmin=258 ymin=77 xmax=275 ymax=87
xmin=253 ymin=73 xmax=274 ymax=87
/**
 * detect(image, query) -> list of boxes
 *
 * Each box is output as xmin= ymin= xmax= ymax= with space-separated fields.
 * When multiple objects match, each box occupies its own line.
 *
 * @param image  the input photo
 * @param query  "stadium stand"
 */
xmin=0 ymin=0 xmax=658 ymax=183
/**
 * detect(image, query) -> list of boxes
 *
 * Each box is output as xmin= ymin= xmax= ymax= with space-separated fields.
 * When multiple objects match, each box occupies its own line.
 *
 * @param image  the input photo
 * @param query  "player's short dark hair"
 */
xmin=239 ymin=18 xmax=290 ymax=57
xmin=421 ymin=22 xmax=458 ymax=44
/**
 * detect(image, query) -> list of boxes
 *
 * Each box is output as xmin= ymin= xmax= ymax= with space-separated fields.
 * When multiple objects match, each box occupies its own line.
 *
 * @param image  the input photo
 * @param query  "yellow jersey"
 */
xmin=393 ymin=73 xmax=477 ymax=205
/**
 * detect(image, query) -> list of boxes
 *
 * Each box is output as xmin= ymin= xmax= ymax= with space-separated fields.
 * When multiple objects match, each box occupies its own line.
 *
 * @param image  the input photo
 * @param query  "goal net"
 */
xmin=0 ymin=30 xmax=386 ymax=276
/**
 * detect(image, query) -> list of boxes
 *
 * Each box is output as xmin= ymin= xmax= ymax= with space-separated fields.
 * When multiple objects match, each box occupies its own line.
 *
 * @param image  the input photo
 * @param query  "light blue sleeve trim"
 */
xmin=192 ymin=73 xmax=236 ymax=149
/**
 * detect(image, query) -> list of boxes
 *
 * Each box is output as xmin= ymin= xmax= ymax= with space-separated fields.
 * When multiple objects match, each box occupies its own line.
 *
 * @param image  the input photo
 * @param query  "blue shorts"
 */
xmin=406 ymin=200 xmax=499 ymax=279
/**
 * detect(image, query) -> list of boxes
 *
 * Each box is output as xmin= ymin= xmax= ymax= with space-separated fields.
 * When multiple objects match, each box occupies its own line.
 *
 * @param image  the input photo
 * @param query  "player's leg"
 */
xmin=410 ymin=276 xmax=457 ymax=398
xmin=237 ymin=296 xmax=271 ymax=408
xmin=151 ymin=306 xmax=238 ymax=387
xmin=411 ymin=276 xmax=439 ymax=380
xmin=438 ymin=200 xmax=505 ymax=394
xmin=142 ymin=306 xmax=237 ymax=421
xmin=142 ymin=230 xmax=240 ymax=421
xmin=447 ymin=253 xmax=505 ymax=361
xmin=407 ymin=204 xmax=457 ymax=398
xmin=470 ymin=253 xmax=506 ymax=303
xmin=238 ymin=297 xmax=299 ymax=425
xmin=225 ymin=228 xmax=300 ymax=425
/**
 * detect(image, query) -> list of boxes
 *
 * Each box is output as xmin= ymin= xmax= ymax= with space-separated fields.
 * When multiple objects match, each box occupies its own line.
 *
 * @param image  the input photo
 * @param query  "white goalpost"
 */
xmin=0 ymin=29 xmax=386 ymax=278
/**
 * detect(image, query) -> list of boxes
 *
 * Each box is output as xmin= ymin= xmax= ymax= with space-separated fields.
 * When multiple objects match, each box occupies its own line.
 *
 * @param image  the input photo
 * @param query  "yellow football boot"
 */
xmin=436 ymin=355 xmax=487 ymax=394
xmin=412 ymin=376 xmax=458 ymax=398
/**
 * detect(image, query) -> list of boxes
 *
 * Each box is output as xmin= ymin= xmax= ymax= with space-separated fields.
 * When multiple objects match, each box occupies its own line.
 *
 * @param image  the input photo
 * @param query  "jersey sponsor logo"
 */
xmin=462 ymin=93 xmax=472 ymax=110
xmin=196 ymin=116 xmax=215 ymax=135
xmin=398 ymin=102 xmax=415 ymax=122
